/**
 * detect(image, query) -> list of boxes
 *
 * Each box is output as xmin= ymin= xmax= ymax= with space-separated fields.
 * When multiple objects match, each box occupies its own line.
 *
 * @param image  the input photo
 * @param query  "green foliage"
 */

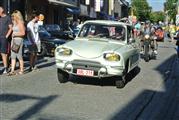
xmin=150 ymin=12 xmax=165 ymax=23
xmin=131 ymin=0 xmax=151 ymax=21
xmin=165 ymin=0 xmax=177 ymax=22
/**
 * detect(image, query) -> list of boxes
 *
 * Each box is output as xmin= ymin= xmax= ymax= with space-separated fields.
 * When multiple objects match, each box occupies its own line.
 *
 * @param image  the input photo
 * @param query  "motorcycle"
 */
xmin=140 ymin=34 xmax=158 ymax=62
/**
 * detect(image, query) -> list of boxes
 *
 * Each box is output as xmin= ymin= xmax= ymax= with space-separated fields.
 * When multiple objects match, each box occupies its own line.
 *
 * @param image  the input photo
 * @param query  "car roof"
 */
xmin=83 ymin=20 xmax=132 ymax=27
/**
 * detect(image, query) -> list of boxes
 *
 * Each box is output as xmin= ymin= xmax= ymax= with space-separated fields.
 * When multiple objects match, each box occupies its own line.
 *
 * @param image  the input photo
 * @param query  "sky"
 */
xmin=126 ymin=0 xmax=166 ymax=11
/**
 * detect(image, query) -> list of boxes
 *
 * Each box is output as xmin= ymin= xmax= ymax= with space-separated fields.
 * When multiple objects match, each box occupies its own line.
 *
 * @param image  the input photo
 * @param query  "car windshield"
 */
xmin=78 ymin=23 xmax=126 ymax=41
xmin=45 ymin=24 xmax=61 ymax=31
xmin=39 ymin=26 xmax=51 ymax=37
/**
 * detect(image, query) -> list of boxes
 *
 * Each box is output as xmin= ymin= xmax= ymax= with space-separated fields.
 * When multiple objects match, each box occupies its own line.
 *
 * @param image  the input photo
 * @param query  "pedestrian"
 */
xmin=169 ymin=22 xmax=176 ymax=42
xmin=175 ymin=29 xmax=179 ymax=60
xmin=0 ymin=6 xmax=13 ymax=74
xmin=8 ymin=10 xmax=25 ymax=76
xmin=27 ymin=12 xmax=40 ymax=71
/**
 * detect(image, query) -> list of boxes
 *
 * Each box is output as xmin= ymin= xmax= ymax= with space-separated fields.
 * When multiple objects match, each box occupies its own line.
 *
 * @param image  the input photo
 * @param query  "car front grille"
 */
xmin=71 ymin=60 xmax=103 ymax=76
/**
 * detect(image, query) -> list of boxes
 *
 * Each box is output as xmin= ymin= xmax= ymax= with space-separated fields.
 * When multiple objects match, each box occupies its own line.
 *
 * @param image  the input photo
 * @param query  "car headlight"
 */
xmin=144 ymin=34 xmax=150 ymax=39
xmin=104 ymin=53 xmax=120 ymax=61
xmin=56 ymin=47 xmax=72 ymax=56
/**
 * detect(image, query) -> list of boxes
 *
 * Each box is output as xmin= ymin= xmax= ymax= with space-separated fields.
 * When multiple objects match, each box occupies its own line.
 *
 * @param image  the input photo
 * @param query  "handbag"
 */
xmin=11 ymin=39 xmax=21 ymax=53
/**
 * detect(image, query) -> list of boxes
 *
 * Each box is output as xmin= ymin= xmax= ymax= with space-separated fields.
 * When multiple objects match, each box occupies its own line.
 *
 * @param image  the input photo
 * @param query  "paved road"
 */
xmin=0 ymin=40 xmax=179 ymax=120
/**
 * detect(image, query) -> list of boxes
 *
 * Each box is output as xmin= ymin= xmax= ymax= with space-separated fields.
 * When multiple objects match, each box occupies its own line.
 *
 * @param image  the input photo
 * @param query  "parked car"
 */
xmin=23 ymin=26 xmax=66 ymax=58
xmin=55 ymin=20 xmax=140 ymax=88
xmin=44 ymin=24 xmax=75 ymax=40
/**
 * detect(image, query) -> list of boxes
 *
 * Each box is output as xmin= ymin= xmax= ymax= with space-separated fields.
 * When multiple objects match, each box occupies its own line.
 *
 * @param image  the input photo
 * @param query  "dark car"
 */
xmin=23 ymin=26 xmax=66 ymax=58
xmin=44 ymin=24 xmax=75 ymax=40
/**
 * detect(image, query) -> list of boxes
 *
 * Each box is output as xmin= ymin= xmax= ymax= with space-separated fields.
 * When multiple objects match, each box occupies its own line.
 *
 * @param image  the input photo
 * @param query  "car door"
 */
xmin=127 ymin=26 xmax=140 ymax=69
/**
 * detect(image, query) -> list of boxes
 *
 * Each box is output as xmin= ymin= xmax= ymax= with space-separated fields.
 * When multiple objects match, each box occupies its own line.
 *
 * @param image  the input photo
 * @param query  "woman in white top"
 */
xmin=8 ymin=10 xmax=25 ymax=75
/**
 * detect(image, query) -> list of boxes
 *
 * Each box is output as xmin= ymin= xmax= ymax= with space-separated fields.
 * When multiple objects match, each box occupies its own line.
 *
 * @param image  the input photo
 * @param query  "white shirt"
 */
xmin=27 ymin=21 xmax=40 ymax=45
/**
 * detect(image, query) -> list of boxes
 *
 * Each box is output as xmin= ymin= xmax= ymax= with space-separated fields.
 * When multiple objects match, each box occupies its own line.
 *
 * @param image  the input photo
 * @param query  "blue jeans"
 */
xmin=177 ymin=46 xmax=179 ymax=58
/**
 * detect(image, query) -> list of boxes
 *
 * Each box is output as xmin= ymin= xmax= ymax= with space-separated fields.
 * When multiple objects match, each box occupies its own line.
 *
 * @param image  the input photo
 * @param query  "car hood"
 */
xmin=64 ymin=39 xmax=124 ymax=58
xmin=49 ymin=31 xmax=64 ymax=35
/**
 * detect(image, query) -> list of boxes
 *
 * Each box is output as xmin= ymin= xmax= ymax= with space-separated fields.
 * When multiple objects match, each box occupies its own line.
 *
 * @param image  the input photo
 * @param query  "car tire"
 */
xmin=144 ymin=47 xmax=150 ymax=62
xmin=115 ymin=77 xmax=125 ymax=88
xmin=38 ymin=43 xmax=47 ymax=57
xmin=57 ymin=69 xmax=69 ymax=83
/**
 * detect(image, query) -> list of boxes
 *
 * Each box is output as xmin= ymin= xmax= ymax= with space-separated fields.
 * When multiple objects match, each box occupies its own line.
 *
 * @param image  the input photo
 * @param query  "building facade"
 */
xmin=0 ymin=0 xmax=129 ymax=26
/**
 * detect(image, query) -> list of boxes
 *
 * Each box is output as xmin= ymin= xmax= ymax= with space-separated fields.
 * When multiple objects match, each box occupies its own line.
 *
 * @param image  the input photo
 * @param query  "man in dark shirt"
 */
xmin=0 ymin=6 xmax=12 ymax=74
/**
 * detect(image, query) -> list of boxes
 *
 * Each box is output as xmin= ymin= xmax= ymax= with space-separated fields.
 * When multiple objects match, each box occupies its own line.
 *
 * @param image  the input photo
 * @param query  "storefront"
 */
xmin=0 ymin=1 xmax=4 ymax=7
xmin=78 ymin=4 xmax=89 ymax=22
xmin=120 ymin=0 xmax=129 ymax=18
xmin=25 ymin=0 xmax=79 ymax=26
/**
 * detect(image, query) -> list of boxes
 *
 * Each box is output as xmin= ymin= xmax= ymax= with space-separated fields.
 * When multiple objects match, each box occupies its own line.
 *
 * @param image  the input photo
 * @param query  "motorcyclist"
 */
xmin=140 ymin=21 xmax=158 ymax=55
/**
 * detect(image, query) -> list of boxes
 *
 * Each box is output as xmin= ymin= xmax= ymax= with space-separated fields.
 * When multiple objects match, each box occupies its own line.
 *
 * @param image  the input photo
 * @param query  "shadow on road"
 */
xmin=23 ymin=57 xmax=55 ymax=73
xmin=69 ymin=67 xmax=141 ymax=87
xmin=0 ymin=93 xmax=58 ymax=120
xmin=37 ymin=61 xmax=55 ymax=69
xmin=0 ymin=93 xmax=41 ymax=102
xmin=108 ymin=54 xmax=179 ymax=120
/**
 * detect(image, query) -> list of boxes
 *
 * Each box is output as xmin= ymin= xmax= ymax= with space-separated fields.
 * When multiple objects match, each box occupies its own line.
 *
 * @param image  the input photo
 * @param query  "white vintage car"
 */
xmin=55 ymin=20 xmax=140 ymax=88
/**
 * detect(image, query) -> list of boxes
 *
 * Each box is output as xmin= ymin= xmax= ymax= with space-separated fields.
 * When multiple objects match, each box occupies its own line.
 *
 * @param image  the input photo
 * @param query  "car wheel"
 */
xmin=57 ymin=69 xmax=69 ymax=83
xmin=115 ymin=77 xmax=125 ymax=88
xmin=38 ymin=43 xmax=47 ymax=57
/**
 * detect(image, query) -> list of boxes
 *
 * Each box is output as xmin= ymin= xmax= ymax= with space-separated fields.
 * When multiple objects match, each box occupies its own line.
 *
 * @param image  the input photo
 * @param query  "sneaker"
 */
xmin=32 ymin=66 xmax=39 ymax=71
xmin=154 ymin=50 xmax=158 ymax=55
xmin=3 ymin=67 xmax=8 ymax=74
xmin=28 ymin=67 xmax=32 ymax=72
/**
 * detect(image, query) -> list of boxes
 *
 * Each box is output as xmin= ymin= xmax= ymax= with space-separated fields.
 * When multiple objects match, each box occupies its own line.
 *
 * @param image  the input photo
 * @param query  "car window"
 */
xmin=78 ymin=23 xmax=126 ymax=41
xmin=45 ymin=25 xmax=61 ymax=31
xmin=39 ymin=26 xmax=51 ymax=37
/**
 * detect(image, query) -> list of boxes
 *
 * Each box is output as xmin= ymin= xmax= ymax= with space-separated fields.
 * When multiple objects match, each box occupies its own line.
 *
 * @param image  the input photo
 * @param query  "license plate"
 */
xmin=77 ymin=69 xmax=94 ymax=76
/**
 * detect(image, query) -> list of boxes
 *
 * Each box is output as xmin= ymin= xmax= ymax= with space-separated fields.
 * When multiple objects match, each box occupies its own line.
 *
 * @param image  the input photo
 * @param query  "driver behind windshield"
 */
xmin=114 ymin=27 xmax=125 ymax=40
xmin=94 ymin=26 xmax=109 ymax=37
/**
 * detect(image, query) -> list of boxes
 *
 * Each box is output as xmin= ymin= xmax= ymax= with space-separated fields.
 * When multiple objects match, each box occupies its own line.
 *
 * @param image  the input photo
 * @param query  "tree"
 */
xmin=131 ymin=0 xmax=151 ymax=21
xmin=150 ymin=12 xmax=165 ymax=23
xmin=165 ymin=0 xmax=177 ymax=22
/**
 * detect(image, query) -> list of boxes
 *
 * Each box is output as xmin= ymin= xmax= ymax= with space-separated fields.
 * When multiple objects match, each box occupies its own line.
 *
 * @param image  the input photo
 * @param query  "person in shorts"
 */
xmin=27 ymin=12 xmax=40 ymax=71
xmin=0 ymin=6 xmax=13 ymax=74
xmin=8 ymin=10 xmax=25 ymax=76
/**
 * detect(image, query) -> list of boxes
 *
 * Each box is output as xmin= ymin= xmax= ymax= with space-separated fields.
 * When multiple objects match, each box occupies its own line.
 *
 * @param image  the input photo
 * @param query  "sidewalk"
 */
xmin=172 ymin=57 xmax=179 ymax=120
xmin=163 ymin=55 xmax=179 ymax=120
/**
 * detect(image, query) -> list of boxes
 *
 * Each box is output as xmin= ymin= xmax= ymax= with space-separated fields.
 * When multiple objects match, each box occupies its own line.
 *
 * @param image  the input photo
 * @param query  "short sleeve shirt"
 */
xmin=0 ymin=15 xmax=12 ymax=37
xmin=27 ymin=21 xmax=40 ymax=44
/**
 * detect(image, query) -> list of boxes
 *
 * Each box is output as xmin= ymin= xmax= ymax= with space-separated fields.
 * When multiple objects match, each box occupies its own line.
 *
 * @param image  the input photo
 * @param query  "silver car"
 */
xmin=55 ymin=20 xmax=140 ymax=88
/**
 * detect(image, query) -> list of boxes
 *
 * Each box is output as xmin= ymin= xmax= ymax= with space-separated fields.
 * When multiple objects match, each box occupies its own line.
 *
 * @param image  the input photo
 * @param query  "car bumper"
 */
xmin=56 ymin=59 xmax=125 ymax=78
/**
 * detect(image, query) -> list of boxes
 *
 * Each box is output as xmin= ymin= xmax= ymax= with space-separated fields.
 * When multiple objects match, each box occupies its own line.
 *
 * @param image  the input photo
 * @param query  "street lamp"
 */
xmin=7 ymin=0 xmax=10 ymax=14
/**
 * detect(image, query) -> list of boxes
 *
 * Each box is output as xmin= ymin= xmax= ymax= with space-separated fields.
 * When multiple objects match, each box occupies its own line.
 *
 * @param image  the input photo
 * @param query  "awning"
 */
xmin=65 ymin=7 xmax=80 ymax=15
xmin=119 ymin=0 xmax=129 ymax=6
xmin=48 ymin=0 xmax=77 ymax=7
